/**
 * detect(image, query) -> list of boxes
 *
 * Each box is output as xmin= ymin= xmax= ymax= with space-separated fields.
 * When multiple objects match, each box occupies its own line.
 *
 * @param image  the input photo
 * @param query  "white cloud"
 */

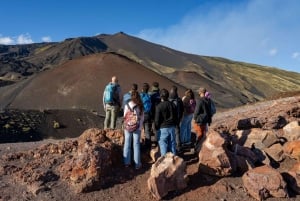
xmin=0 ymin=36 xmax=14 ymax=45
xmin=292 ymin=52 xmax=300 ymax=59
xmin=135 ymin=0 xmax=300 ymax=72
xmin=136 ymin=0 xmax=274 ymax=60
xmin=41 ymin=36 xmax=52 ymax=42
xmin=269 ymin=48 xmax=278 ymax=56
xmin=17 ymin=34 xmax=33 ymax=44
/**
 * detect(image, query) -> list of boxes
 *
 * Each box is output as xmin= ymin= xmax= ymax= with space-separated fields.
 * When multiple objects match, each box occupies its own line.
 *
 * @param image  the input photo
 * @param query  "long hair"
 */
xmin=131 ymin=90 xmax=143 ymax=112
xmin=185 ymin=89 xmax=195 ymax=99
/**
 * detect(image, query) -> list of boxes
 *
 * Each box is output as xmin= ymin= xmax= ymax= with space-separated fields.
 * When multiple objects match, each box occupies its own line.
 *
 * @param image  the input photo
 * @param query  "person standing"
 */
xmin=122 ymin=83 xmax=138 ymax=109
xmin=140 ymin=82 xmax=152 ymax=152
xmin=168 ymin=86 xmax=184 ymax=153
xmin=103 ymin=76 xmax=122 ymax=129
xmin=123 ymin=90 xmax=144 ymax=169
xmin=149 ymin=81 xmax=161 ymax=146
xmin=204 ymin=90 xmax=216 ymax=131
xmin=154 ymin=88 xmax=177 ymax=156
xmin=193 ymin=87 xmax=212 ymax=152
xmin=180 ymin=89 xmax=196 ymax=146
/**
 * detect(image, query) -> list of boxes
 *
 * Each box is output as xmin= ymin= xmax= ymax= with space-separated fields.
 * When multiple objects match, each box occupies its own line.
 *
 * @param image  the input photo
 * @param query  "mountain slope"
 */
xmin=98 ymin=32 xmax=300 ymax=107
xmin=0 ymin=52 xmax=187 ymax=115
xmin=1 ymin=32 xmax=299 ymax=110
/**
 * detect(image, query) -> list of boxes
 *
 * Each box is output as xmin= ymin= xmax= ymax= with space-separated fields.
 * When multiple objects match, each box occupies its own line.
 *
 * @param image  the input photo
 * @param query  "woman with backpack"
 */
xmin=123 ymin=90 xmax=144 ymax=170
xmin=180 ymin=89 xmax=196 ymax=147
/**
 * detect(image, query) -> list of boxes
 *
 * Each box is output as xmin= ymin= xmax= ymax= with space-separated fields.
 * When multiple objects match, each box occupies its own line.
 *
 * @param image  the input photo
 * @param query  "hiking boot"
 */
xmin=182 ymin=142 xmax=192 ymax=148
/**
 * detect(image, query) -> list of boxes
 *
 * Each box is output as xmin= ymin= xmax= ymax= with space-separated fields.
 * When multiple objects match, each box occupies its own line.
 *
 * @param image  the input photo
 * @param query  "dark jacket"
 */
xmin=169 ymin=96 xmax=184 ymax=124
xmin=154 ymin=100 xmax=177 ymax=129
xmin=149 ymin=90 xmax=160 ymax=119
xmin=193 ymin=97 xmax=212 ymax=125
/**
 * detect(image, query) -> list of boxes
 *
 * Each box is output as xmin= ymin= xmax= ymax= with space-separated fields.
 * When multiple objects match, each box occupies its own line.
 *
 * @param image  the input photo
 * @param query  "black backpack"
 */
xmin=194 ymin=98 xmax=211 ymax=125
xmin=169 ymin=97 xmax=183 ymax=123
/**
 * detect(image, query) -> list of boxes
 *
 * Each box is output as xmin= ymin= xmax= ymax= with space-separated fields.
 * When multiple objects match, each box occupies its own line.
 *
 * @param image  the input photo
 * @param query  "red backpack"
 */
xmin=124 ymin=103 xmax=140 ymax=132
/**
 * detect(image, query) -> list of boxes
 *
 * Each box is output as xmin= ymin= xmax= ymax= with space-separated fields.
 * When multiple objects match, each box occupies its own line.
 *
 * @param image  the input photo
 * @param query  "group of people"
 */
xmin=102 ymin=76 xmax=215 ymax=169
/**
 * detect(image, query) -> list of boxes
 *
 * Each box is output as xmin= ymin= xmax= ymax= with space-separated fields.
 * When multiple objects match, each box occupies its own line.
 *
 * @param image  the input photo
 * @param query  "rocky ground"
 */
xmin=0 ymin=95 xmax=299 ymax=201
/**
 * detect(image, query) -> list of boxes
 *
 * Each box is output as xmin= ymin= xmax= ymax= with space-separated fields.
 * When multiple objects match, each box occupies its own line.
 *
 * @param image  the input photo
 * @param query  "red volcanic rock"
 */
xmin=235 ymin=128 xmax=279 ymax=149
xmin=0 ymin=128 xmax=125 ymax=195
xmin=283 ymin=140 xmax=300 ymax=160
xmin=60 ymin=128 xmax=123 ymax=193
xmin=283 ymin=162 xmax=300 ymax=194
xmin=148 ymin=153 xmax=187 ymax=200
xmin=198 ymin=130 xmax=233 ymax=177
xmin=283 ymin=121 xmax=300 ymax=142
xmin=242 ymin=165 xmax=288 ymax=200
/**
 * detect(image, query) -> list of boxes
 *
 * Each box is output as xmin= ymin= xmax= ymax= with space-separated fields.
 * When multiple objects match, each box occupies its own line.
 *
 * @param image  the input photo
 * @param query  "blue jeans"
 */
xmin=180 ymin=114 xmax=193 ymax=144
xmin=104 ymin=104 xmax=119 ymax=129
xmin=158 ymin=126 xmax=176 ymax=156
xmin=123 ymin=129 xmax=141 ymax=168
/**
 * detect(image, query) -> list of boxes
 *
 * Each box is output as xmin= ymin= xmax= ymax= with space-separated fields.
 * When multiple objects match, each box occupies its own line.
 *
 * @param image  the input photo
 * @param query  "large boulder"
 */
xmin=198 ymin=130 xmax=233 ymax=177
xmin=242 ymin=165 xmax=288 ymax=200
xmin=235 ymin=128 xmax=280 ymax=149
xmin=148 ymin=152 xmax=187 ymax=200
xmin=59 ymin=128 xmax=119 ymax=193
xmin=283 ymin=121 xmax=300 ymax=142
xmin=282 ymin=162 xmax=300 ymax=194
xmin=229 ymin=144 xmax=259 ymax=174
xmin=283 ymin=140 xmax=300 ymax=160
xmin=237 ymin=117 xmax=265 ymax=130
xmin=237 ymin=115 xmax=288 ymax=130
xmin=263 ymin=143 xmax=285 ymax=162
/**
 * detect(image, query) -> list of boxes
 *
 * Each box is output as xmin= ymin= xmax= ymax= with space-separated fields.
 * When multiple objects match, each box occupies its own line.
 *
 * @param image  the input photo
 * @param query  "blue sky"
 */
xmin=0 ymin=0 xmax=299 ymax=73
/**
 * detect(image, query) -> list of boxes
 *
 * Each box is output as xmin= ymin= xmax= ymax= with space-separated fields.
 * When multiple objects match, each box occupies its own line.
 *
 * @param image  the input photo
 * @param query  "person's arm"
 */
xmin=139 ymin=109 xmax=144 ymax=130
xmin=118 ymin=86 xmax=123 ymax=107
xmin=182 ymin=96 xmax=189 ymax=112
xmin=123 ymin=103 xmax=129 ymax=118
xmin=103 ymin=89 xmax=106 ymax=110
xmin=122 ymin=93 xmax=126 ymax=109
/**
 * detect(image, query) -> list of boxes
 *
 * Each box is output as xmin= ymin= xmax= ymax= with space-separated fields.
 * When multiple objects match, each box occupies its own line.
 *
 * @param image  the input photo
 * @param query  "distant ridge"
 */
xmin=0 ymin=32 xmax=300 ymax=111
